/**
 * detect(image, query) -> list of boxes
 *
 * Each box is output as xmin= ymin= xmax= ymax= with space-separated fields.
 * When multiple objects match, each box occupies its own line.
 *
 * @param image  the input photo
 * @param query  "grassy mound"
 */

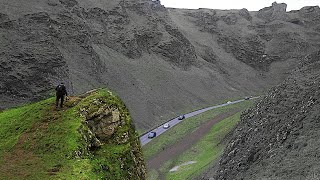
xmin=0 ymin=89 xmax=146 ymax=179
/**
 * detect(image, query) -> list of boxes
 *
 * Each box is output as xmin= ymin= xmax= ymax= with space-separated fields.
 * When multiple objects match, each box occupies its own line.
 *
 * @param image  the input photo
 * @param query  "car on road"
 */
xmin=178 ymin=115 xmax=185 ymax=120
xmin=163 ymin=123 xmax=170 ymax=129
xmin=227 ymin=101 xmax=231 ymax=104
xmin=148 ymin=132 xmax=157 ymax=138
xmin=244 ymin=97 xmax=250 ymax=100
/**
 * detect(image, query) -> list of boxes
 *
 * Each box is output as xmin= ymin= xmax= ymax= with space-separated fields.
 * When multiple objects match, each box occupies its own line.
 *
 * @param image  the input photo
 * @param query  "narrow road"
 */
xmin=147 ymin=110 xmax=240 ymax=170
xmin=140 ymin=97 xmax=258 ymax=146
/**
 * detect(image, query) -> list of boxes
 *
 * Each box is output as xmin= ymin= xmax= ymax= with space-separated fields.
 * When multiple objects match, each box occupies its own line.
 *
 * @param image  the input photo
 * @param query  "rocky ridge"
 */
xmin=257 ymin=2 xmax=288 ymax=22
xmin=215 ymin=51 xmax=320 ymax=180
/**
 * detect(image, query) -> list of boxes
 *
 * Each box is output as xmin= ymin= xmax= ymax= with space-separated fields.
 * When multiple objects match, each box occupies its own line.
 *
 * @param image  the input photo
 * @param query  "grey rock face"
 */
xmin=0 ymin=12 xmax=68 ymax=108
xmin=186 ymin=10 xmax=219 ymax=34
xmin=257 ymin=2 xmax=288 ymax=22
xmin=86 ymin=107 xmax=121 ymax=142
xmin=1 ymin=0 xmax=320 ymax=133
xmin=215 ymin=51 xmax=320 ymax=180
xmin=239 ymin=8 xmax=252 ymax=21
xmin=0 ymin=0 xmax=198 ymax=109
xmin=153 ymin=24 xmax=197 ymax=68
xmin=0 ymin=13 xmax=9 ymax=22
xmin=217 ymin=34 xmax=268 ymax=71
xmin=299 ymin=6 xmax=320 ymax=28
xmin=221 ymin=13 xmax=238 ymax=25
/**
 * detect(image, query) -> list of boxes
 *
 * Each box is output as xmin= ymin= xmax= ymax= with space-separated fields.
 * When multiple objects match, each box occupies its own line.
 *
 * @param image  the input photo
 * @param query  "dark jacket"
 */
xmin=56 ymin=84 xmax=68 ymax=96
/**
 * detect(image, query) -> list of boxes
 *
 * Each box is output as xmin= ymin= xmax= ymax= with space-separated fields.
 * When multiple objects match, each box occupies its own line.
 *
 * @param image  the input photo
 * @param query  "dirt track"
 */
xmin=147 ymin=109 xmax=240 ymax=170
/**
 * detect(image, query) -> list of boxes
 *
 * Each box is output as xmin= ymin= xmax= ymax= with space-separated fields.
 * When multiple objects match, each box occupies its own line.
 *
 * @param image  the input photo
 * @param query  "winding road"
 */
xmin=140 ymin=97 xmax=258 ymax=146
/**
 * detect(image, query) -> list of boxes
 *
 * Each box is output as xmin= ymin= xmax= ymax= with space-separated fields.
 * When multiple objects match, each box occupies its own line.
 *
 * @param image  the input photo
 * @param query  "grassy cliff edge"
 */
xmin=0 ymin=89 xmax=146 ymax=179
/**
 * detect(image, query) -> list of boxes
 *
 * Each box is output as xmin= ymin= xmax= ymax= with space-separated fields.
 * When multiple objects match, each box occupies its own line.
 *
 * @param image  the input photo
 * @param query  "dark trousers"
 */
xmin=56 ymin=95 xmax=65 ymax=108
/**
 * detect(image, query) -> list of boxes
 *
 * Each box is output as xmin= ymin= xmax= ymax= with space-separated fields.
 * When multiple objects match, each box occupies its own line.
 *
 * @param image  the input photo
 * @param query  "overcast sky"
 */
xmin=160 ymin=0 xmax=320 ymax=11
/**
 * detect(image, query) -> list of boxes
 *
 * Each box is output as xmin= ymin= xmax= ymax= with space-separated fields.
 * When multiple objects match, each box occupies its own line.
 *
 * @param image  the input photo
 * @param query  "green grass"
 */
xmin=0 ymin=98 xmax=54 ymax=161
xmin=165 ymin=112 xmax=242 ymax=179
xmin=143 ymin=100 xmax=255 ymax=180
xmin=0 ymin=89 xmax=145 ymax=179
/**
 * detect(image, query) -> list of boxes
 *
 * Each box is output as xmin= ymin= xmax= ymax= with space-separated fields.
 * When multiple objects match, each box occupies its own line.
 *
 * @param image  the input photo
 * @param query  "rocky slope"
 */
xmin=0 ymin=89 xmax=146 ymax=179
xmin=0 ymin=0 xmax=319 ymax=132
xmin=215 ymin=51 xmax=320 ymax=180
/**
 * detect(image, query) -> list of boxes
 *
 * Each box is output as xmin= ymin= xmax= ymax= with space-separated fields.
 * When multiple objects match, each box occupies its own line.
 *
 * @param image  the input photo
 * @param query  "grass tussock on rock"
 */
xmin=0 ymin=89 xmax=146 ymax=179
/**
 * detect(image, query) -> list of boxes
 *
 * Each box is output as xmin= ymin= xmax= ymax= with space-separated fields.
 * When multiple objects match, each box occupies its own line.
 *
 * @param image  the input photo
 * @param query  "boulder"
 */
xmin=239 ymin=8 xmax=252 ymax=21
xmin=257 ymin=2 xmax=288 ymax=22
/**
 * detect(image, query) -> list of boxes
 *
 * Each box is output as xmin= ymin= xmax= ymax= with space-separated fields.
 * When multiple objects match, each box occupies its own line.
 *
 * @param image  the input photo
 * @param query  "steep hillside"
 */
xmin=215 ymin=51 xmax=320 ymax=180
xmin=0 ymin=0 xmax=319 ymax=132
xmin=0 ymin=89 xmax=146 ymax=179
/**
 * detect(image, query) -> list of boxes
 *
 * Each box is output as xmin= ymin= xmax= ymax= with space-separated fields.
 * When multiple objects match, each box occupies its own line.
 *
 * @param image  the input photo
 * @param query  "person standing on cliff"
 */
xmin=55 ymin=82 xmax=68 ymax=108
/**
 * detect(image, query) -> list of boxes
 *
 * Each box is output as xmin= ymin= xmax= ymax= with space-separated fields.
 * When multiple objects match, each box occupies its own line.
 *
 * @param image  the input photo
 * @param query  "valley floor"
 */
xmin=143 ymin=99 xmax=255 ymax=180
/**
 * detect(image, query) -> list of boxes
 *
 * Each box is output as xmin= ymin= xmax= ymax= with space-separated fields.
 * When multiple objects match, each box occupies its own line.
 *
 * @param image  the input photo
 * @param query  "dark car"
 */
xmin=148 ymin=132 xmax=157 ymax=138
xmin=178 ymin=115 xmax=185 ymax=120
